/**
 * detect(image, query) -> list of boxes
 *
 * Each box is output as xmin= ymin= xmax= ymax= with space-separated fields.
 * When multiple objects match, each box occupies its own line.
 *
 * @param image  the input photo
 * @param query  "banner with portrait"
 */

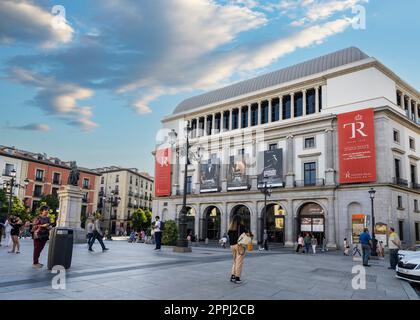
xmin=257 ymin=148 xmax=284 ymax=188
xmin=227 ymin=155 xmax=249 ymax=191
xmin=200 ymin=161 xmax=220 ymax=193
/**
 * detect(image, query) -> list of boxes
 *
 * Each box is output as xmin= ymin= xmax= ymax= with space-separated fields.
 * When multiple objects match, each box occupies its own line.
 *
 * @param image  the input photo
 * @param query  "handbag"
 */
xmin=238 ymin=232 xmax=252 ymax=247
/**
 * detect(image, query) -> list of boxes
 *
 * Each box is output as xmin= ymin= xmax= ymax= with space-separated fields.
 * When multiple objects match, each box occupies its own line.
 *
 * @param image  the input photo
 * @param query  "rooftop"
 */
xmin=172 ymin=47 xmax=370 ymax=115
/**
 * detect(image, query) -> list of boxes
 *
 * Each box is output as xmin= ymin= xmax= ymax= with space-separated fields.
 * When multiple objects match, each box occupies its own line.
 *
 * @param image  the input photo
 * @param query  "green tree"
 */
xmin=144 ymin=208 xmax=152 ymax=227
xmin=131 ymin=208 xmax=146 ymax=231
xmin=0 ymin=189 xmax=7 ymax=219
xmin=10 ymin=196 xmax=31 ymax=221
xmin=40 ymin=194 xmax=59 ymax=214
xmin=35 ymin=201 xmax=56 ymax=224
xmin=162 ymin=220 xmax=178 ymax=246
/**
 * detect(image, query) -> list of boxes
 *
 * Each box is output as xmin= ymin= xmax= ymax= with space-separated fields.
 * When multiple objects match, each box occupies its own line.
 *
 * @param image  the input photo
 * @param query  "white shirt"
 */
xmin=154 ymin=220 xmax=161 ymax=232
xmin=87 ymin=222 xmax=94 ymax=234
xmin=388 ymin=232 xmax=400 ymax=249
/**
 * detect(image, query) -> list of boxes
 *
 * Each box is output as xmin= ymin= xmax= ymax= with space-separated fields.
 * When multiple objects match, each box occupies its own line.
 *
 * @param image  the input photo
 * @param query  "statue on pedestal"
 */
xmin=68 ymin=161 xmax=80 ymax=186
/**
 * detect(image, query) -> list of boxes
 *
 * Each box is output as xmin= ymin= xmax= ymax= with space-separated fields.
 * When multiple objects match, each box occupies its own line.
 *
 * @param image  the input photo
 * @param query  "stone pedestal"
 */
xmin=56 ymin=185 xmax=86 ymax=244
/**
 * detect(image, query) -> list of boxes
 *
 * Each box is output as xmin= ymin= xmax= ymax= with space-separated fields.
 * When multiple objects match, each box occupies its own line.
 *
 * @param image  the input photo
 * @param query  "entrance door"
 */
xmin=265 ymin=204 xmax=285 ymax=244
xmin=298 ymin=203 xmax=325 ymax=244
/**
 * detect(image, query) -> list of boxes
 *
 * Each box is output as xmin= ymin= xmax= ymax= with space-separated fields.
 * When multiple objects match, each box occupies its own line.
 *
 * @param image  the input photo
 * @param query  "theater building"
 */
xmin=153 ymin=47 xmax=420 ymax=249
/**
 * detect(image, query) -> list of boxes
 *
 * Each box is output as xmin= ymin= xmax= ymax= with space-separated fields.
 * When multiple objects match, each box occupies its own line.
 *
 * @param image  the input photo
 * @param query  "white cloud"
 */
xmin=7 ymin=67 xmax=97 ymax=131
xmin=8 ymin=123 xmax=51 ymax=132
xmin=0 ymin=0 xmax=74 ymax=48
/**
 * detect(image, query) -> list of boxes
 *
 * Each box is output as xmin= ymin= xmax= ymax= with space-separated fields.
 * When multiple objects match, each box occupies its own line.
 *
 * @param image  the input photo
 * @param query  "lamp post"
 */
xmin=369 ymin=187 xmax=377 ymax=256
xmin=169 ymin=123 xmax=202 ymax=253
xmin=259 ymin=176 xmax=272 ymax=250
xmin=103 ymin=189 xmax=120 ymax=240
xmin=2 ymin=168 xmax=29 ymax=217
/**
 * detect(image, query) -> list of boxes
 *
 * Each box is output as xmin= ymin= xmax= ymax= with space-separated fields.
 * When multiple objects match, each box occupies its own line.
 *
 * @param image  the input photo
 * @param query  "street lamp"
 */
xmin=102 ymin=189 xmax=120 ymax=240
xmin=2 ymin=168 xmax=29 ymax=217
xmin=259 ymin=175 xmax=272 ymax=250
xmin=368 ymin=187 xmax=377 ymax=256
xmin=169 ymin=123 xmax=203 ymax=253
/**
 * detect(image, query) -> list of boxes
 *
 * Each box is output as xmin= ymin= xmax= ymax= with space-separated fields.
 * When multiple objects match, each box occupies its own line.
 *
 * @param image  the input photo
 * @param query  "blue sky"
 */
xmin=1 ymin=0 xmax=419 ymax=175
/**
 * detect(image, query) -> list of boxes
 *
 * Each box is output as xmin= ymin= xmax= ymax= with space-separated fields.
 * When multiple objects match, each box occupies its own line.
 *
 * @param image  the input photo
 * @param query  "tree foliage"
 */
xmin=40 ymin=194 xmax=59 ymax=214
xmin=132 ymin=208 xmax=146 ymax=231
xmin=35 ymin=201 xmax=56 ymax=224
xmin=162 ymin=220 xmax=178 ymax=246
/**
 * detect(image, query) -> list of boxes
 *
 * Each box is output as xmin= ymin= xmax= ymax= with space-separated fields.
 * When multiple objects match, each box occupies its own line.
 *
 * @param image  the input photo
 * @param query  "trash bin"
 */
xmin=47 ymin=228 xmax=74 ymax=270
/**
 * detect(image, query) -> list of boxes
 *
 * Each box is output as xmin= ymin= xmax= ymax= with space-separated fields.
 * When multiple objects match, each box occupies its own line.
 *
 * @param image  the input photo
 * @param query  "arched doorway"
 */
xmin=180 ymin=206 xmax=196 ymax=236
xmin=204 ymin=206 xmax=221 ymax=240
xmin=262 ymin=203 xmax=285 ymax=244
xmin=298 ymin=202 xmax=325 ymax=245
xmin=230 ymin=205 xmax=251 ymax=232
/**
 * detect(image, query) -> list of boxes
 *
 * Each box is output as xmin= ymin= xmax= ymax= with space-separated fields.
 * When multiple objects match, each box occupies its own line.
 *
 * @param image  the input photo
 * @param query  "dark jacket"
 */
xmin=228 ymin=225 xmax=247 ymax=246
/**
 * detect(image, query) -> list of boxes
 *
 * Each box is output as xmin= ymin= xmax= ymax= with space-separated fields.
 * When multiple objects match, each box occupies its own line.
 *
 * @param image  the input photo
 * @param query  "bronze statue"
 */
xmin=68 ymin=161 xmax=80 ymax=186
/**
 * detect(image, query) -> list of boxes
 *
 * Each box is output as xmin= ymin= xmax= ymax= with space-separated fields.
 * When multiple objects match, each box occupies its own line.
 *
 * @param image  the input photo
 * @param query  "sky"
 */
xmin=1 ymin=0 xmax=419 ymax=175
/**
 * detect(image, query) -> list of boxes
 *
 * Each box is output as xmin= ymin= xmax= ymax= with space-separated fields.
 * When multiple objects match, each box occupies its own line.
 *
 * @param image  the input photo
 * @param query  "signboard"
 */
xmin=338 ymin=108 xmax=376 ymax=184
xmin=300 ymin=218 xmax=312 ymax=232
xmin=155 ymin=148 xmax=171 ymax=197
xmin=351 ymin=214 xmax=366 ymax=244
xmin=375 ymin=223 xmax=388 ymax=247
xmin=312 ymin=218 xmax=324 ymax=232
xmin=257 ymin=148 xmax=283 ymax=188
xmin=200 ymin=161 xmax=220 ymax=193
xmin=227 ymin=155 xmax=249 ymax=191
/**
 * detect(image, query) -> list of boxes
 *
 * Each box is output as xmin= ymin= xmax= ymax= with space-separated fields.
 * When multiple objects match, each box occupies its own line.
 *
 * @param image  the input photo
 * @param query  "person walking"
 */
xmin=153 ymin=216 xmax=162 ymax=251
xmin=8 ymin=216 xmax=23 ymax=254
xmin=303 ymin=233 xmax=311 ymax=254
xmin=311 ymin=235 xmax=318 ymax=254
xmin=343 ymin=238 xmax=350 ymax=256
xmin=321 ymin=235 xmax=328 ymax=252
xmin=359 ymin=228 xmax=372 ymax=267
xmin=32 ymin=206 xmax=51 ymax=268
xmin=88 ymin=214 xmax=109 ymax=252
xmin=296 ymin=234 xmax=304 ymax=253
xmin=86 ymin=218 xmax=94 ymax=248
xmin=388 ymin=227 xmax=401 ymax=270
xmin=4 ymin=218 xmax=12 ymax=247
xmin=228 ymin=214 xmax=252 ymax=284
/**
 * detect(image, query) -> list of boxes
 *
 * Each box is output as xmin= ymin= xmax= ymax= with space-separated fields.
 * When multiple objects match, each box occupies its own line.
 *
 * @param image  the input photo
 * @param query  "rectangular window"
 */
xmin=304 ymin=162 xmax=316 ymax=186
xmin=261 ymin=101 xmax=269 ymax=124
xmin=198 ymin=117 xmax=205 ymax=135
xmin=409 ymin=137 xmax=415 ymax=150
xmin=399 ymin=220 xmax=404 ymax=241
xmin=396 ymin=91 xmax=401 ymax=107
xmin=101 ymin=176 xmax=104 ymax=184
xmin=214 ymin=113 xmax=221 ymax=133
xmin=282 ymin=95 xmax=291 ymax=119
xmin=223 ymin=111 xmax=230 ymax=131
xmin=135 ymin=178 xmax=138 ymax=186
xmin=306 ymin=89 xmax=316 ymax=114
xmin=191 ymin=119 xmax=197 ymax=138
xmin=187 ymin=176 xmax=192 ymax=194
xmin=32 ymin=200 xmax=40 ymax=214
xmin=394 ymin=159 xmax=401 ymax=179
xmin=251 ymin=104 xmax=258 ymax=126
xmin=130 ymin=176 xmax=133 ymax=184
xmin=269 ymin=143 xmax=277 ymax=151
xmin=304 ymin=137 xmax=315 ymax=149
xmin=83 ymin=178 xmax=89 ymax=189
xmin=115 ymin=175 xmax=119 ymax=183
xmin=4 ymin=163 xmax=14 ymax=176
xmin=241 ymin=107 xmax=248 ymax=128
xmin=294 ymin=92 xmax=303 ymax=117
xmin=52 ymin=172 xmax=60 ymax=185
xmin=414 ymin=199 xmax=419 ymax=212
xmin=34 ymin=185 xmax=42 ymax=197
xmin=271 ymin=98 xmax=280 ymax=122
xmin=206 ymin=115 xmax=213 ymax=135
xmin=415 ymin=222 xmax=419 ymax=241
xmin=393 ymin=130 xmax=400 ymax=143
xmin=35 ymin=169 xmax=44 ymax=182
xmin=411 ymin=165 xmax=417 ymax=184
xmin=52 ymin=187 xmax=59 ymax=197
xmin=232 ymin=109 xmax=239 ymax=130
xmin=318 ymin=87 xmax=322 ymax=112
xmin=397 ymin=195 xmax=403 ymax=209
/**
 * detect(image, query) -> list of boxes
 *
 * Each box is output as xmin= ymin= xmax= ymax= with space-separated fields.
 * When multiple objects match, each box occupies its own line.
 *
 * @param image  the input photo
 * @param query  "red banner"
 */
xmin=338 ymin=108 xmax=376 ymax=184
xmin=155 ymin=148 xmax=171 ymax=197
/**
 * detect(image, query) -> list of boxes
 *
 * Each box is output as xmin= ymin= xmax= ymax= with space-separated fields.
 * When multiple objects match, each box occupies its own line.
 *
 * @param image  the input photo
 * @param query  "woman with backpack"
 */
xmin=228 ymin=214 xmax=252 ymax=284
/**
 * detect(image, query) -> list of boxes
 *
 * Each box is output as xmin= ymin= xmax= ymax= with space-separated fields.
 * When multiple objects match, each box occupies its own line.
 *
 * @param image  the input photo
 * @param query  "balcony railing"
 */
xmin=393 ymin=177 xmax=409 ymax=187
xmin=52 ymin=179 xmax=61 ymax=185
xmin=33 ymin=191 xmax=42 ymax=198
xmin=294 ymin=179 xmax=325 ymax=187
xmin=35 ymin=177 xmax=44 ymax=182
xmin=410 ymin=182 xmax=420 ymax=190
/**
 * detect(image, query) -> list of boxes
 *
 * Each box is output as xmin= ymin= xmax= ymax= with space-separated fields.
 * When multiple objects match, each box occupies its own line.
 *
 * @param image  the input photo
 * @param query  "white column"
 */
xmin=407 ymin=98 xmax=412 ymax=119
xmin=268 ymin=99 xmax=272 ymax=123
xmin=196 ymin=118 xmax=200 ymax=136
xmin=257 ymin=101 xmax=261 ymax=125
xmin=290 ymin=93 xmax=295 ymax=119
xmin=302 ymin=89 xmax=307 ymax=116
xmin=401 ymin=93 xmax=405 ymax=110
xmin=279 ymin=96 xmax=283 ymax=121
xmin=238 ymin=107 xmax=242 ymax=129
xmin=204 ymin=115 xmax=208 ymax=136
xmin=229 ymin=109 xmax=233 ymax=130
xmin=416 ymin=103 xmax=419 ymax=124
xmin=211 ymin=113 xmax=215 ymax=134
xmin=315 ymin=86 xmax=320 ymax=113
xmin=248 ymin=104 xmax=251 ymax=127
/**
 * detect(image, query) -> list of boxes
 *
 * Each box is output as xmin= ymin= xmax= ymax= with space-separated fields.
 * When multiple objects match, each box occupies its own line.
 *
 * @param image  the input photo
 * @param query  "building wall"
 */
xmin=0 ymin=154 xmax=24 ymax=198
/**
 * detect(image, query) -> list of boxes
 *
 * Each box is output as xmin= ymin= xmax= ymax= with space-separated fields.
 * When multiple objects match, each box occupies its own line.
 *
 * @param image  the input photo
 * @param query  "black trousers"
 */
xmin=155 ymin=231 xmax=162 ymax=249
xmin=389 ymin=249 xmax=399 ymax=269
xmin=89 ymin=231 xmax=106 ymax=250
